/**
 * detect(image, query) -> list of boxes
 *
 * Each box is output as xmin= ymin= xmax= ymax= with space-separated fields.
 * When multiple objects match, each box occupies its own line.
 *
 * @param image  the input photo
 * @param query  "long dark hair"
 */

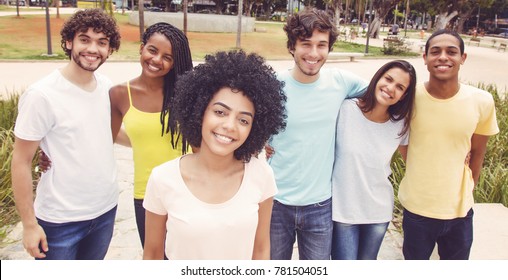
xmin=358 ymin=60 xmax=416 ymax=137
xmin=142 ymin=22 xmax=193 ymax=154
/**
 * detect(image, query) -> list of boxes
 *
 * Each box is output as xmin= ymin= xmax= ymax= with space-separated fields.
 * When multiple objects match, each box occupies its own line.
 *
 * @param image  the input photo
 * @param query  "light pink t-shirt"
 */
xmin=143 ymin=156 xmax=277 ymax=260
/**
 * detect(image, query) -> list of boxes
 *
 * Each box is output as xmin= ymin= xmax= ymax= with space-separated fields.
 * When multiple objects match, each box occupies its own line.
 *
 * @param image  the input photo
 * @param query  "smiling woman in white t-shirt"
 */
xmin=142 ymin=50 xmax=287 ymax=260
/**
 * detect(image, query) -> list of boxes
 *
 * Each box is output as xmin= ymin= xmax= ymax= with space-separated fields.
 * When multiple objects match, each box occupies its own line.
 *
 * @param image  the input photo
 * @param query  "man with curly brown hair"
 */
xmin=11 ymin=8 xmax=121 ymax=260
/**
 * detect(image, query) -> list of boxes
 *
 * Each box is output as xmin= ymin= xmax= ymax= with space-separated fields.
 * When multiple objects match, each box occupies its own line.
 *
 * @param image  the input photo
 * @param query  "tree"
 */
xmin=139 ymin=0 xmax=145 ymax=41
xmin=323 ymin=0 xmax=344 ymax=27
xmin=211 ymin=0 xmax=228 ymax=14
xmin=368 ymin=0 xmax=400 ymax=38
xmin=454 ymin=0 xmax=494 ymax=34
xmin=54 ymin=0 xmax=61 ymax=19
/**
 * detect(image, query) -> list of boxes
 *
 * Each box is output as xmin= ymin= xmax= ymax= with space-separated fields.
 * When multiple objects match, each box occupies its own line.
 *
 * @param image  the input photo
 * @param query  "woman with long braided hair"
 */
xmin=109 ymin=22 xmax=193 ymax=247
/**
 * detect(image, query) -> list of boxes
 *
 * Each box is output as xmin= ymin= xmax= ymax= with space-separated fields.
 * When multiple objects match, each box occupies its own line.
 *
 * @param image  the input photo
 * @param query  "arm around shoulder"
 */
xmin=469 ymin=134 xmax=490 ymax=187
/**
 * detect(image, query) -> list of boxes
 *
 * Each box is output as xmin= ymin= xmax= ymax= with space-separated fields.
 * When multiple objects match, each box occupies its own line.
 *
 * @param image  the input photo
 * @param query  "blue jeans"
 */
xmin=402 ymin=208 xmax=474 ymax=260
xmin=331 ymin=221 xmax=389 ymax=260
xmin=36 ymin=206 xmax=117 ymax=260
xmin=270 ymin=198 xmax=332 ymax=260
xmin=134 ymin=198 xmax=145 ymax=248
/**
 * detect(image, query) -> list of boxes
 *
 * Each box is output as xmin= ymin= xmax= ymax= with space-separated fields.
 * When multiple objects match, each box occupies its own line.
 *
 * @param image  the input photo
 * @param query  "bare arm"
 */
xmin=115 ymin=127 xmax=131 ymax=147
xmin=109 ymin=86 xmax=127 ymax=145
xmin=143 ymin=210 xmax=167 ymax=260
xmin=252 ymin=197 xmax=273 ymax=260
xmin=398 ymin=145 xmax=408 ymax=162
xmin=11 ymin=137 xmax=48 ymax=258
xmin=469 ymin=134 xmax=490 ymax=187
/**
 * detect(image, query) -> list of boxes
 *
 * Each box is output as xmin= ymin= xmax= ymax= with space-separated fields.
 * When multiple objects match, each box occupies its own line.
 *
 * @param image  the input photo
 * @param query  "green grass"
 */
xmin=0 ymin=13 xmax=419 ymax=61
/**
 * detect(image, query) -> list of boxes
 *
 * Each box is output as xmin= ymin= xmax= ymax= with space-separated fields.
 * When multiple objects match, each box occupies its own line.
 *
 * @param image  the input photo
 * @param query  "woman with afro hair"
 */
xmin=143 ymin=50 xmax=287 ymax=260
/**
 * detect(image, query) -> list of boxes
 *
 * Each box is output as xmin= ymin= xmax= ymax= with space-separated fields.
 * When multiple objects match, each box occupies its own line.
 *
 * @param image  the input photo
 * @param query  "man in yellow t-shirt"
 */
xmin=398 ymin=29 xmax=499 ymax=260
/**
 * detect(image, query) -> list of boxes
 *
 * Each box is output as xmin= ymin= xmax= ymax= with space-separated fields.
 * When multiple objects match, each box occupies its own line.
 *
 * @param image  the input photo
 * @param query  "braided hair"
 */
xmin=142 ymin=23 xmax=193 ymax=154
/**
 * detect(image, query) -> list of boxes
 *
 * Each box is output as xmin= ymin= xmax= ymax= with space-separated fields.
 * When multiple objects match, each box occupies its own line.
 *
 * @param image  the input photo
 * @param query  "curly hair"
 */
xmin=173 ymin=50 xmax=287 ymax=162
xmin=283 ymin=8 xmax=338 ymax=53
xmin=142 ymin=22 xmax=193 ymax=154
xmin=60 ymin=8 xmax=121 ymax=58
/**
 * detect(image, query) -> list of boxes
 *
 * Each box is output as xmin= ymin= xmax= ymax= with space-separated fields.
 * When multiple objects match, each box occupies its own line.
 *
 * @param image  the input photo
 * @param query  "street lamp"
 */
xmin=476 ymin=7 xmax=480 ymax=30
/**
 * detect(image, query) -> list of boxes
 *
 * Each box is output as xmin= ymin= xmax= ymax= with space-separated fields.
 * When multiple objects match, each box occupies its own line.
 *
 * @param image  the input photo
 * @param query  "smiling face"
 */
xmin=374 ymin=67 xmax=411 ymax=109
xmin=291 ymin=29 xmax=330 ymax=83
xmin=139 ymin=33 xmax=174 ymax=79
xmin=423 ymin=34 xmax=467 ymax=83
xmin=66 ymin=28 xmax=111 ymax=72
xmin=200 ymin=87 xmax=255 ymax=159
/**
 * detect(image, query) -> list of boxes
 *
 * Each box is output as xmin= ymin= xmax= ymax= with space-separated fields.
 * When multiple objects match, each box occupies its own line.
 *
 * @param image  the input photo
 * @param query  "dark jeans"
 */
xmin=402 ymin=208 xmax=474 ymax=260
xmin=134 ymin=198 xmax=145 ymax=248
xmin=36 ymin=206 xmax=117 ymax=260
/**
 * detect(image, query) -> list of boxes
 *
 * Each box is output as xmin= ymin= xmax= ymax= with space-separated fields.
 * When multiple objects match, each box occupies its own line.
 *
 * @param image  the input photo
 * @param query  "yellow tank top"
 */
xmin=123 ymin=81 xmax=183 ymax=199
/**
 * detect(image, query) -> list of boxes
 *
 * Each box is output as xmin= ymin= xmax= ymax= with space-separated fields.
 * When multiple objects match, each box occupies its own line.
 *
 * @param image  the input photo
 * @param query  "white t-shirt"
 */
xmin=14 ymin=69 xmax=118 ymax=223
xmin=332 ymin=99 xmax=408 ymax=224
xmin=143 ymin=156 xmax=277 ymax=260
xmin=268 ymin=68 xmax=367 ymax=206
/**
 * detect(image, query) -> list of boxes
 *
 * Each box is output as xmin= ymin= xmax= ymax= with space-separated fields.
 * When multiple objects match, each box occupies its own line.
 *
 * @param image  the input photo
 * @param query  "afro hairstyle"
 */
xmin=172 ymin=50 xmax=287 ymax=162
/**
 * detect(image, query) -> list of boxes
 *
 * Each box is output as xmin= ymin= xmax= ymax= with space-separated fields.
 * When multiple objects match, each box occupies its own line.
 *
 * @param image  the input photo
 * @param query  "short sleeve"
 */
xmin=258 ymin=160 xmax=278 ymax=202
xmin=400 ymin=130 xmax=409 ymax=146
xmin=475 ymin=91 xmax=499 ymax=136
xmin=14 ymin=89 xmax=55 ymax=141
xmin=333 ymin=69 xmax=368 ymax=99
xmin=143 ymin=167 xmax=168 ymax=215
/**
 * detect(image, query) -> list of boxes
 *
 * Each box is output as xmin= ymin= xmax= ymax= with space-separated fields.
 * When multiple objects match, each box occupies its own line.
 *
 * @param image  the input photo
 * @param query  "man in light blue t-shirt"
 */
xmin=267 ymin=8 xmax=367 ymax=260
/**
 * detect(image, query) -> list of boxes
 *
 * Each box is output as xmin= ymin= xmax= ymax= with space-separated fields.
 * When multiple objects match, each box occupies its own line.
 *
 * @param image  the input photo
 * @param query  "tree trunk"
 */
xmin=435 ymin=11 xmax=458 ymax=30
xmin=456 ymin=17 xmax=467 ymax=34
xmin=335 ymin=6 xmax=341 ymax=27
xmin=139 ymin=0 xmax=145 ymax=42
xmin=54 ymin=0 xmax=60 ymax=18
xmin=369 ymin=16 xmax=382 ymax=38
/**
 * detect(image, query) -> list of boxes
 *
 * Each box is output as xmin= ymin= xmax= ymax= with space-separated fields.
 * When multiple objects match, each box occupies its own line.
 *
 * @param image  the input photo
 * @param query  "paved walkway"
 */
xmin=1 ymin=18 xmax=507 ymax=260
xmin=2 ymin=145 xmax=507 ymax=260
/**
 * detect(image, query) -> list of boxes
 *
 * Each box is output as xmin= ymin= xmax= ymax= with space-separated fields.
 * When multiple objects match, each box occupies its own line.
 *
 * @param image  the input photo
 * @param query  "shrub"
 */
xmin=0 ymin=93 xmax=39 ymax=240
xmin=382 ymin=38 xmax=411 ymax=55
xmin=0 ymin=93 xmax=19 ymax=130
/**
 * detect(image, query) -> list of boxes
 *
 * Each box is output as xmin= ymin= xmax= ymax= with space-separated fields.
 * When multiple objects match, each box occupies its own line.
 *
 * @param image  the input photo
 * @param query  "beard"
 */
xmin=71 ymin=52 xmax=106 ymax=72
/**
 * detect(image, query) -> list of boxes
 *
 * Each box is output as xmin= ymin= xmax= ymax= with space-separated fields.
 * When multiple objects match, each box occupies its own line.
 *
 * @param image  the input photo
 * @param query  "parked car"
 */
xmin=196 ymin=9 xmax=214 ymax=14
xmin=271 ymin=11 xmax=287 ymax=22
xmin=146 ymin=7 xmax=163 ymax=12
xmin=115 ymin=6 xmax=131 ymax=11
xmin=9 ymin=0 xmax=26 ymax=5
